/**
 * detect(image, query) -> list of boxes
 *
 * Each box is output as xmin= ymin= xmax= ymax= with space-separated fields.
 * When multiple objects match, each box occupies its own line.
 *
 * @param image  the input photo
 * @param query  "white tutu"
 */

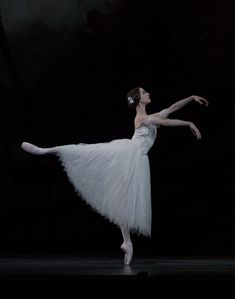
xmin=56 ymin=123 xmax=158 ymax=237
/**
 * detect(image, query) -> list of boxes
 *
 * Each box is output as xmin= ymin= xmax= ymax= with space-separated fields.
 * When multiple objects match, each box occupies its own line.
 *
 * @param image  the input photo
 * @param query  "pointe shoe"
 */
xmin=21 ymin=142 xmax=46 ymax=155
xmin=120 ymin=242 xmax=133 ymax=266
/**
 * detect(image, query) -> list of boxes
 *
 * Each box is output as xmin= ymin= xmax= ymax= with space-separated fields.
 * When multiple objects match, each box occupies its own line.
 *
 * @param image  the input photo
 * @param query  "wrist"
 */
xmin=189 ymin=96 xmax=194 ymax=101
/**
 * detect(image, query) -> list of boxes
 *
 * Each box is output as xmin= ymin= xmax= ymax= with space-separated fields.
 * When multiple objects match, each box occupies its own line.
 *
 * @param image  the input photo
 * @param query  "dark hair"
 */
xmin=126 ymin=87 xmax=141 ymax=110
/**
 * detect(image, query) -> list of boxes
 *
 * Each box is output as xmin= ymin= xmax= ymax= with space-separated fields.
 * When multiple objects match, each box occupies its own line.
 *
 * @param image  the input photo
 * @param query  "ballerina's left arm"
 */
xmin=155 ymin=95 xmax=209 ymax=119
xmin=142 ymin=114 xmax=202 ymax=139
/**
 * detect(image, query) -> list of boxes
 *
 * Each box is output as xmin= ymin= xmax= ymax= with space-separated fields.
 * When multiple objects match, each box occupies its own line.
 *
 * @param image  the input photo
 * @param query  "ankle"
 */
xmin=122 ymin=241 xmax=132 ymax=247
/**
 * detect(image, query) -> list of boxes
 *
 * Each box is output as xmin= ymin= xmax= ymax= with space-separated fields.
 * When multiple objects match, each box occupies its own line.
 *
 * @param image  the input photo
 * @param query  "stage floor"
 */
xmin=0 ymin=255 xmax=235 ymax=279
xmin=1 ymin=256 xmax=235 ymax=298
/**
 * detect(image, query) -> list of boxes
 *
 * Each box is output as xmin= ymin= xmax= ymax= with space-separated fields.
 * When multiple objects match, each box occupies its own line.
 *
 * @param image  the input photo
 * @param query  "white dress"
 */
xmin=57 ymin=122 xmax=158 ymax=237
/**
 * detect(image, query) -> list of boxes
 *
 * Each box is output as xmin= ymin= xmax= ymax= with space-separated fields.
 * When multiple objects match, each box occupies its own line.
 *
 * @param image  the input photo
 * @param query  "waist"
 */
xmin=131 ymin=139 xmax=151 ymax=155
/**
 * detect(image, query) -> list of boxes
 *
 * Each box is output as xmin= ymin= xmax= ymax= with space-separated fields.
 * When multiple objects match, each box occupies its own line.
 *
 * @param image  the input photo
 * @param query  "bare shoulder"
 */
xmin=143 ymin=113 xmax=166 ymax=126
xmin=145 ymin=113 xmax=161 ymax=121
xmin=149 ymin=110 xmax=168 ymax=119
xmin=134 ymin=113 xmax=166 ymax=128
xmin=134 ymin=115 xmax=149 ymax=128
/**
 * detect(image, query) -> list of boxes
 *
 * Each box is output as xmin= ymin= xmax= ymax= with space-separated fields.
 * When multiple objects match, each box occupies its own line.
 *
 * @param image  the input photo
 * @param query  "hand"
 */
xmin=191 ymin=95 xmax=209 ymax=106
xmin=189 ymin=122 xmax=201 ymax=140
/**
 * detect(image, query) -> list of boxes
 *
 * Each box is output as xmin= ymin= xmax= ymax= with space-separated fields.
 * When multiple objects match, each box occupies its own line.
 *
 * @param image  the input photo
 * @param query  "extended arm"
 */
xmin=143 ymin=115 xmax=201 ymax=139
xmin=156 ymin=95 xmax=209 ymax=119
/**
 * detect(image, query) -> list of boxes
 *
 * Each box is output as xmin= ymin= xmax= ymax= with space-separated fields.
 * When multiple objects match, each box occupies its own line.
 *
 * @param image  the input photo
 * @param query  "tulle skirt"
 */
xmin=57 ymin=138 xmax=151 ymax=236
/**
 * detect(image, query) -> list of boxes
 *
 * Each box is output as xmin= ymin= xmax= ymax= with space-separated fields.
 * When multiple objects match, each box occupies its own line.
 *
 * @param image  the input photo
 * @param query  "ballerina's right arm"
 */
xmin=153 ymin=95 xmax=209 ymax=119
xmin=142 ymin=115 xmax=202 ymax=140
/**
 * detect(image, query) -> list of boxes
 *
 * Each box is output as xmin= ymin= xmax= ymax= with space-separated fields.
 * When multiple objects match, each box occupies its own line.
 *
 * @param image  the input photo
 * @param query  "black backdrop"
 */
xmin=0 ymin=0 xmax=234 ymax=257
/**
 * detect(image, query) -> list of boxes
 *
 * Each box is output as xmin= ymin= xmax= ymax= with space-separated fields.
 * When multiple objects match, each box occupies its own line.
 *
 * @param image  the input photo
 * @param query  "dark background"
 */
xmin=0 ymin=0 xmax=234 ymax=257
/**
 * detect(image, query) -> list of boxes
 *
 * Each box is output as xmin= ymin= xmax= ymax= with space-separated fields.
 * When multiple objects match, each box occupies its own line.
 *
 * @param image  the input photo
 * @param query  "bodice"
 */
xmin=131 ymin=123 xmax=157 ymax=155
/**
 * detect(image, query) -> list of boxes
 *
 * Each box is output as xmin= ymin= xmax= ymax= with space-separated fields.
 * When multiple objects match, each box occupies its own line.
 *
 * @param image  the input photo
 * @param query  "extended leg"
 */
xmin=21 ymin=142 xmax=64 ymax=155
xmin=120 ymin=225 xmax=133 ymax=265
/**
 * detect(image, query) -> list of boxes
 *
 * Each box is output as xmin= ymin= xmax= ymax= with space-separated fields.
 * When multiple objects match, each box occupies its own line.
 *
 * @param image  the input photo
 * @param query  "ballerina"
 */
xmin=21 ymin=87 xmax=208 ymax=265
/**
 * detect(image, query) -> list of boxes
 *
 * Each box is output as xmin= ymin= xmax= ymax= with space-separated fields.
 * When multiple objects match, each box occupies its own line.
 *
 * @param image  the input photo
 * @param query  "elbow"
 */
xmin=162 ymin=119 xmax=170 ymax=126
xmin=157 ymin=119 xmax=169 ymax=126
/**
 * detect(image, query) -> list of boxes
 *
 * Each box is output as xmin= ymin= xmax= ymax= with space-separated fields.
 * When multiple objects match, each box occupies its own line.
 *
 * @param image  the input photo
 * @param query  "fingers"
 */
xmin=190 ymin=123 xmax=201 ymax=139
xmin=194 ymin=131 xmax=201 ymax=139
xmin=192 ymin=127 xmax=201 ymax=139
xmin=202 ymin=98 xmax=209 ymax=106
xmin=199 ymin=97 xmax=209 ymax=106
xmin=196 ymin=130 xmax=201 ymax=139
xmin=193 ymin=96 xmax=209 ymax=106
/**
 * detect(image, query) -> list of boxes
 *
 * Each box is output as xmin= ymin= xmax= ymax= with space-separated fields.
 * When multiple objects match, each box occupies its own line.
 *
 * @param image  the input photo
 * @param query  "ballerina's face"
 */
xmin=139 ymin=88 xmax=151 ymax=104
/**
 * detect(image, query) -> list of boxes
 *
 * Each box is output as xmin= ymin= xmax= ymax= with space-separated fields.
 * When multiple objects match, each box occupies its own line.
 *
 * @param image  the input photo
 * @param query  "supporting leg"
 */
xmin=120 ymin=225 xmax=133 ymax=266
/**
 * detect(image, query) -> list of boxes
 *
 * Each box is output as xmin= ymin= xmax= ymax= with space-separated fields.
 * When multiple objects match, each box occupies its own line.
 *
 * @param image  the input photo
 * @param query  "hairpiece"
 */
xmin=128 ymin=97 xmax=134 ymax=104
